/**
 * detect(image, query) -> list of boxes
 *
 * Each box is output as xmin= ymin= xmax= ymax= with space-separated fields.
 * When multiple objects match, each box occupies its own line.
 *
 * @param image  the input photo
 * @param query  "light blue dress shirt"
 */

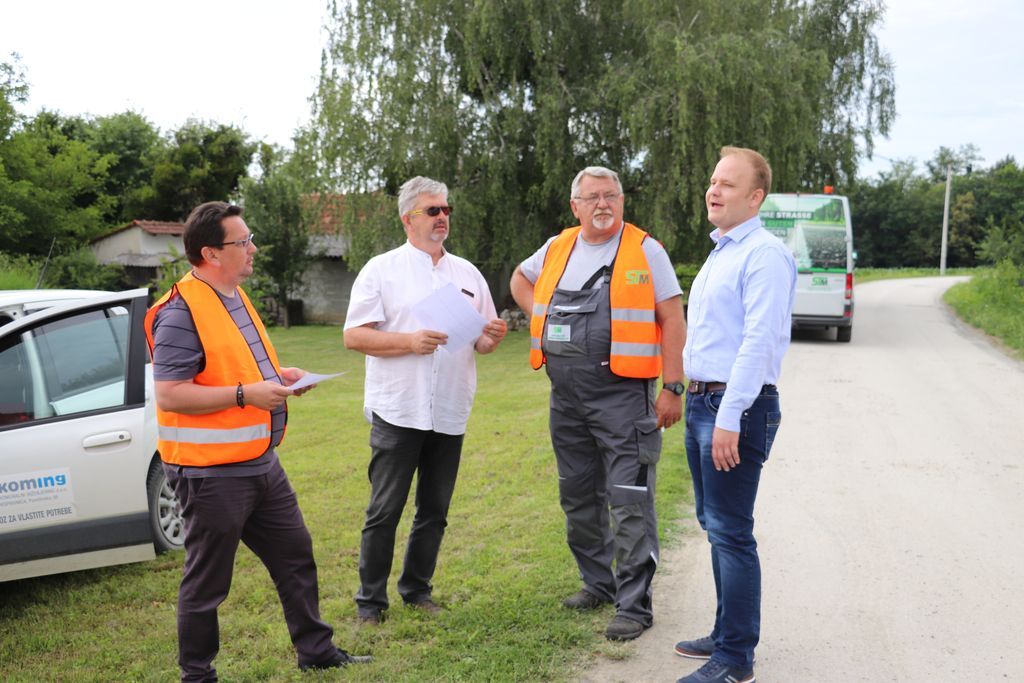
xmin=683 ymin=215 xmax=796 ymax=431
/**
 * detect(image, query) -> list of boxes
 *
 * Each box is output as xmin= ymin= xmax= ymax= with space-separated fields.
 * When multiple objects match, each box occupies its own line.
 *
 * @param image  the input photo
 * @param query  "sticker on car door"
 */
xmin=0 ymin=467 xmax=77 ymax=530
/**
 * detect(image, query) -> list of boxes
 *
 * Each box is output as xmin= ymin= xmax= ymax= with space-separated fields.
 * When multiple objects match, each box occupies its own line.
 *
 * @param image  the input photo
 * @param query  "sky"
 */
xmin=2 ymin=0 xmax=1022 ymax=180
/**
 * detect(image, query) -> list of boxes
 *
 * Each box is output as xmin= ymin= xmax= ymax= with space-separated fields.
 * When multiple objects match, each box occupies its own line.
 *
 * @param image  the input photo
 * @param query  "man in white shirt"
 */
xmin=343 ymin=176 xmax=507 ymax=624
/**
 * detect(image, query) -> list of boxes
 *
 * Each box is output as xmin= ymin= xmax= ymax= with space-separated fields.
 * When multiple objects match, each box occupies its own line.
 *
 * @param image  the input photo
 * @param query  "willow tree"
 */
xmin=310 ymin=0 xmax=894 ymax=268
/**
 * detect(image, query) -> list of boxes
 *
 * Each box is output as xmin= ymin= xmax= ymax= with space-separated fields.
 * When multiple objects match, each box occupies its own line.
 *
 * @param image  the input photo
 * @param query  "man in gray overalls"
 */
xmin=511 ymin=166 xmax=686 ymax=641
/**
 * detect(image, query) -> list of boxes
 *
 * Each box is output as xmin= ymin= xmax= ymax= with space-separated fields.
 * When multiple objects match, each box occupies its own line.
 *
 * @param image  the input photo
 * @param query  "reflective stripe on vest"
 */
xmin=610 ymin=307 xmax=656 ymax=323
xmin=158 ymin=423 xmax=271 ymax=444
xmin=145 ymin=272 xmax=283 ymax=466
xmin=529 ymin=223 xmax=661 ymax=378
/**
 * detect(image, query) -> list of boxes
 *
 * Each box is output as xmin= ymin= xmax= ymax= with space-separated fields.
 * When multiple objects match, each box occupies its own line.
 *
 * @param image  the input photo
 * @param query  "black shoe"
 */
xmin=604 ymin=615 xmax=648 ymax=641
xmin=299 ymin=648 xmax=372 ymax=671
xmin=674 ymin=634 xmax=715 ymax=660
xmin=561 ymin=589 xmax=610 ymax=610
xmin=676 ymin=659 xmax=754 ymax=683
xmin=405 ymin=598 xmax=443 ymax=614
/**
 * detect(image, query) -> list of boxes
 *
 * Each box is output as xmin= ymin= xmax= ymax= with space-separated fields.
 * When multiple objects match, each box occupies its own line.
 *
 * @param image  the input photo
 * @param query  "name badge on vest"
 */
xmin=547 ymin=324 xmax=571 ymax=342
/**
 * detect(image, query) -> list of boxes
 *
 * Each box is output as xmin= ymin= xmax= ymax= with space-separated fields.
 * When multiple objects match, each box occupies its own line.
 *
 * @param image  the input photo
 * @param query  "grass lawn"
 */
xmin=855 ymin=266 xmax=975 ymax=284
xmin=0 ymin=328 xmax=693 ymax=682
xmin=944 ymin=263 xmax=1024 ymax=357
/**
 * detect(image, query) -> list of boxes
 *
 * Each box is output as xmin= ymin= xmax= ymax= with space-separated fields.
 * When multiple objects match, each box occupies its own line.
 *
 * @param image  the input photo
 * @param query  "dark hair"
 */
xmin=183 ymin=202 xmax=243 ymax=266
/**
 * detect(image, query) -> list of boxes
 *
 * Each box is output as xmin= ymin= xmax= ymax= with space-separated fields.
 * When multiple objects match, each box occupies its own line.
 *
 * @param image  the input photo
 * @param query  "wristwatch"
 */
xmin=662 ymin=381 xmax=685 ymax=396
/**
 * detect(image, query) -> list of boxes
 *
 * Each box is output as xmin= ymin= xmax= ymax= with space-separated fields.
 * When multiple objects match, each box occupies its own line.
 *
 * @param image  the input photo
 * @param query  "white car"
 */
xmin=0 ymin=288 xmax=183 ymax=581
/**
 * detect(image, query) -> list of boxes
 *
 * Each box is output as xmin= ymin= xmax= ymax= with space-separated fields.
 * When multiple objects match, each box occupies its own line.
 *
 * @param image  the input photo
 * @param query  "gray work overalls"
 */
xmin=543 ymin=264 xmax=661 ymax=627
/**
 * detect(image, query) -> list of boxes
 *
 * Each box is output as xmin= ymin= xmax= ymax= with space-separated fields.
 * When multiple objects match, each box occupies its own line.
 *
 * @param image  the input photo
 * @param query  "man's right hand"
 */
xmin=244 ymin=381 xmax=294 ymax=410
xmin=409 ymin=329 xmax=448 ymax=355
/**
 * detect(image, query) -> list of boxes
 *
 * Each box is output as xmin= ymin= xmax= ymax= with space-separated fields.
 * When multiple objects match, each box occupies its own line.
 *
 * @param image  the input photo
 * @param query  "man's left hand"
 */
xmin=280 ymin=367 xmax=314 ymax=396
xmin=475 ymin=318 xmax=507 ymax=353
xmin=655 ymin=391 xmax=682 ymax=429
xmin=711 ymin=427 xmax=741 ymax=472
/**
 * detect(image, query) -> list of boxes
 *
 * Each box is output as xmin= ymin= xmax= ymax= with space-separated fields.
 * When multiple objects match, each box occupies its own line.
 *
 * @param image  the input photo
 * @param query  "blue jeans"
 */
xmin=684 ymin=387 xmax=781 ymax=669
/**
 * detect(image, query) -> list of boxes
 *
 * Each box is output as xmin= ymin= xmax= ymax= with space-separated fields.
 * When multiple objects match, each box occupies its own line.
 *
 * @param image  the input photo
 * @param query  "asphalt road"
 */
xmin=582 ymin=276 xmax=1024 ymax=682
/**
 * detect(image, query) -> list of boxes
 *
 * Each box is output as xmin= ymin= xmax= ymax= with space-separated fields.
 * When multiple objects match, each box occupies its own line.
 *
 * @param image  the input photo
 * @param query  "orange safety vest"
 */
xmin=529 ymin=223 xmax=662 ymax=378
xmin=143 ymin=272 xmax=285 ymax=466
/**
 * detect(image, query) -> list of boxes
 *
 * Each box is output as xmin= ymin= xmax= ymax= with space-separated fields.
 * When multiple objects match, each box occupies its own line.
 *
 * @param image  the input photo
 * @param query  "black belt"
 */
xmin=687 ymin=381 xmax=778 ymax=395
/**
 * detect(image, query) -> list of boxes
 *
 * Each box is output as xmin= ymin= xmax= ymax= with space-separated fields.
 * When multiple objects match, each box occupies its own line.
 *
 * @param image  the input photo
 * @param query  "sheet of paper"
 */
xmin=287 ymin=371 xmax=346 ymax=391
xmin=410 ymin=282 xmax=487 ymax=354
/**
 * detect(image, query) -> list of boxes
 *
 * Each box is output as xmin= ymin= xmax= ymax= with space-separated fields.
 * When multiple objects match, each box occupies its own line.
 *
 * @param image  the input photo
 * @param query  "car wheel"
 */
xmin=147 ymin=460 xmax=184 ymax=552
xmin=837 ymin=325 xmax=853 ymax=343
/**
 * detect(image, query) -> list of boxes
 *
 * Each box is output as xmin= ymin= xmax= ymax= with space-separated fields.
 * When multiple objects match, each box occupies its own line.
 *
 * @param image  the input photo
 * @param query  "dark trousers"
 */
xmin=684 ymin=387 xmax=781 ymax=670
xmin=355 ymin=414 xmax=463 ymax=616
xmin=167 ymin=460 xmax=336 ymax=682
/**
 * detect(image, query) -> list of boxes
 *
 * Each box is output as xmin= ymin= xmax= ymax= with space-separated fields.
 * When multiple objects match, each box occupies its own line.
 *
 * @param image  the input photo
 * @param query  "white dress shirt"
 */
xmin=344 ymin=241 xmax=497 ymax=435
xmin=683 ymin=215 xmax=796 ymax=431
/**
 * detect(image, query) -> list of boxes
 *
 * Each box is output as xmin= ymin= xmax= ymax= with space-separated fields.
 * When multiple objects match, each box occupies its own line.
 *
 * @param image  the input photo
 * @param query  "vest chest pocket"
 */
xmin=544 ymin=297 xmax=603 ymax=357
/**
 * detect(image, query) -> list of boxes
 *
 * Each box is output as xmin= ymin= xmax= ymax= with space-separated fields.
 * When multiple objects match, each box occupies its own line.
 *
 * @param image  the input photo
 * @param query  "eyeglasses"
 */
xmin=218 ymin=233 xmax=255 ymax=248
xmin=573 ymin=193 xmax=621 ymax=205
xmin=408 ymin=206 xmax=453 ymax=217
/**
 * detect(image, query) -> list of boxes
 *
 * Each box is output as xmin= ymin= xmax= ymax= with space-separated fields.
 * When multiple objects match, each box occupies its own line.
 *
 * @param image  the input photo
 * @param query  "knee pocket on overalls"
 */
xmin=557 ymin=471 xmax=596 ymax=510
xmin=608 ymin=487 xmax=652 ymax=559
xmin=635 ymin=420 xmax=662 ymax=465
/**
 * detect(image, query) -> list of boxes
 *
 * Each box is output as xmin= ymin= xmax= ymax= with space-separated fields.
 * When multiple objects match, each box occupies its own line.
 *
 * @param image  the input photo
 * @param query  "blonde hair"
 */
xmin=720 ymin=146 xmax=772 ymax=200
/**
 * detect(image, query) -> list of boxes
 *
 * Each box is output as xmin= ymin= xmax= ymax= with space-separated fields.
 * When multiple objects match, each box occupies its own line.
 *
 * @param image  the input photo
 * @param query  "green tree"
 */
xmin=126 ymin=120 xmax=255 ymax=221
xmin=310 ymin=0 xmax=895 ymax=268
xmin=925 ymin=144 xmax=983 ymax=183
xmin=241 ymin=144 xmax=312 ymax=327
xmin=0 ymin=111 xmax=115 ymax=255
xmin=853 ymin=152 xmax=1024 ymax=268
xmin=1 ymin=54 xmax=28 ymax=140
xmin=87 ymin=111 xmax=164 ymax=224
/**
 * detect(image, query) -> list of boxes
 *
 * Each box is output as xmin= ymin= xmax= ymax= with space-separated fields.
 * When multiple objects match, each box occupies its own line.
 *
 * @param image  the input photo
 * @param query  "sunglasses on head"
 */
xmin=408 ymin=205 xmax=453 ymax=217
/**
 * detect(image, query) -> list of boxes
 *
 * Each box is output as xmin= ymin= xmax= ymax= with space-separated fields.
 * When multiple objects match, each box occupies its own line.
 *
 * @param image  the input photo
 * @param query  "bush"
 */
xmin=0 ymin=252 xmax=39 ymax=289
xmin=41 ymin=249 xmax=127 ymax=290
xmin=675 ymin=262 xmax=702 ymax=302
xmin=978 ymin=216 xmax=1024 ymax=267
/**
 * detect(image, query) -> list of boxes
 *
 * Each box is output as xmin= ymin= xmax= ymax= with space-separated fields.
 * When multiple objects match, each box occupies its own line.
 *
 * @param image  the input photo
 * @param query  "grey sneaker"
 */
xmin=604 ymin=615 xmax=648 ymax=641
xmin=674 ymin=634 xmax=715 ymax=659
xmin=676 ymin=659 xmax=754 ymax=683
xmin=561 ymin=589 xmax=610 ymax=610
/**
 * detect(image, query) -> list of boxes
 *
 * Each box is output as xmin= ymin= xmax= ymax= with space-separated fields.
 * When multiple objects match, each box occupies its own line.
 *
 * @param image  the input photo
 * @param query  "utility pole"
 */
xmin=940 ymin=164 xmax=952 ymax=275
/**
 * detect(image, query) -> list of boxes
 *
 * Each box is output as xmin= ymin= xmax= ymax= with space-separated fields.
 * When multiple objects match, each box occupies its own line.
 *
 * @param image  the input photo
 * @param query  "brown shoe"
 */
xmin=357 ymin=610 xmax=383 ymax=625
xmin=406 ymin=598 xmax=442 ymax=615
xmin=562 ymin=589 xmax=610 ymax=610
xmin=604 ymin=615 xmax=647 ymax=641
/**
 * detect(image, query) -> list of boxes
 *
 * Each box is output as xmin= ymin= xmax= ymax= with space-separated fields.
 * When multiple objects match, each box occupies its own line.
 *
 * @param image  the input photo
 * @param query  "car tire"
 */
xmin=147 ymin=460 xmax=184 ymax=553
xmin=837 ymin=325 xmax=853 ymax=343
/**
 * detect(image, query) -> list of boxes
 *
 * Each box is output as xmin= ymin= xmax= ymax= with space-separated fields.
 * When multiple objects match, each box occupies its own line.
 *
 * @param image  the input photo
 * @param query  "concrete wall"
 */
xmin=294 ymin=258 xmax=357 ymax=324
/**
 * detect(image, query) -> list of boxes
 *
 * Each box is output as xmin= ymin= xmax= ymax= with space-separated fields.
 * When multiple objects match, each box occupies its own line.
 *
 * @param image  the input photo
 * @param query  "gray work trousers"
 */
xmin=545 ymin=359 xmax=661 ymax=627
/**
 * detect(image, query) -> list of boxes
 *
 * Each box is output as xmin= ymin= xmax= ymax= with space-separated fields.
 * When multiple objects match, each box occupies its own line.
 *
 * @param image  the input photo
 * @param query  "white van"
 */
xmin=760 ymin=193 xmax=855 ymax=342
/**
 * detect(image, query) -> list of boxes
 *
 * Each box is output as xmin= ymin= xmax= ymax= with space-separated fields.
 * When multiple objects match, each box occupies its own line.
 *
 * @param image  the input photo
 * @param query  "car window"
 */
xmin=0 ymin=306 xmax=130 ymax=427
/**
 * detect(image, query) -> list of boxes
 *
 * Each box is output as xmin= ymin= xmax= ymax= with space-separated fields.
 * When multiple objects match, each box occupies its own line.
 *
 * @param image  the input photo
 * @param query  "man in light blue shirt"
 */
xmin=674 ymin=147 xmax=796 ymax=683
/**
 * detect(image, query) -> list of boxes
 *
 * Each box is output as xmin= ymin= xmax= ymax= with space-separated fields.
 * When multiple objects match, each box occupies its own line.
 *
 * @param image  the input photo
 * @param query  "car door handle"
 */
xmin=82 ymin=431 xmax=133 ymax=448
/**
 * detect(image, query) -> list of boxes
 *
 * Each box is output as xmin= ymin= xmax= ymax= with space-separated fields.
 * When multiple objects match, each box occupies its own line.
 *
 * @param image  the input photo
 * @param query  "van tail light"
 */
xmin=843 ymin=273 xmax=854 ymax=318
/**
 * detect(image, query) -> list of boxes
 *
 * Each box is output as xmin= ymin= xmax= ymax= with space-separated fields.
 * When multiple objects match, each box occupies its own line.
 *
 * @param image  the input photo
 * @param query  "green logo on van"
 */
xmin=811 ymin=275 xmax=829 ymax=287
xmin=625 ymin=269 xmax=650 ymax=285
